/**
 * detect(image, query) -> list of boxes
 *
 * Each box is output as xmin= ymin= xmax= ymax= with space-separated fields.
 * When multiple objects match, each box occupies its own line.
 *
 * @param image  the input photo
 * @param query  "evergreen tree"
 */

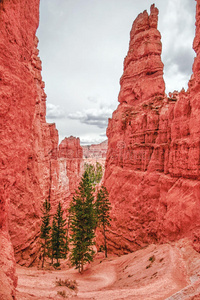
xmin=84 ymin=163 xmax=96 ymax=184
xmin=40 ymin=198 xmax=51 ymax=268
xmin=70 ymin=171 xmax=96 ymax=272
xmin=95 ymin=162 xmax=103 ymax=183
xmin=84 ymin=162 xmax=103 ymax=185
xmin=51 ymin=202 xmax=67 ymax=265
xmin=95 ymin=186 xmax=111 ymax=258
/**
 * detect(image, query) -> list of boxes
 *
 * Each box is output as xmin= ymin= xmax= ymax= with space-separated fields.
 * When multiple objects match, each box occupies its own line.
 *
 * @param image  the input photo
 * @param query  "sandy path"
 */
xmin=16 ymin=240 xmax=200 ymax=300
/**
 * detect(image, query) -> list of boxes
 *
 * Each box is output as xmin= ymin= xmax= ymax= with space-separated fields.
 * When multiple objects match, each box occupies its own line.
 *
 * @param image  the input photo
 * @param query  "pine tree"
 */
xmin=51 ymin=202 xmax=67 ymax=266
xmin=40 ymin=198 xmax=51 ymax=268
xmin=95 ymin=162 xmax=103 ymax=183
xmin=84 ymin=163 xmax=96 ymax=185
xmin=70 ymin=171 xmax=96 ymax=272
xmin=95 ymin=186 xmax=111 ymax=258
xmin=84 ymin=162 xmax=103 ymax=185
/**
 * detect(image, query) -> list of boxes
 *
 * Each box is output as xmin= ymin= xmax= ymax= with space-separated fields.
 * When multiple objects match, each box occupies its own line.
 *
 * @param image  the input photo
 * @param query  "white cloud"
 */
xmin=46 ymin=103 xmax=65 ymax=119
xmin=158 ymin=0 xmax=196 ymax=93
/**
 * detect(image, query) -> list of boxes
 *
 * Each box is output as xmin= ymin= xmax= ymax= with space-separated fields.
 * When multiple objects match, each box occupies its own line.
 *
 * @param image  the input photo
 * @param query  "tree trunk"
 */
xmin=81 ymin=257 xmax=84 ymax=273
xmin=103 ymin=224 xmax=107 ymax=258
xmin=42 ymin=242 xmax=46 ymax=268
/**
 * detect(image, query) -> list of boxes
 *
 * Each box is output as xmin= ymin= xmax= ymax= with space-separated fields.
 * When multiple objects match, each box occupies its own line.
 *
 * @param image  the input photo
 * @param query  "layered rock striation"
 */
xmin=104 ymin=2 xmax=200 ymax=254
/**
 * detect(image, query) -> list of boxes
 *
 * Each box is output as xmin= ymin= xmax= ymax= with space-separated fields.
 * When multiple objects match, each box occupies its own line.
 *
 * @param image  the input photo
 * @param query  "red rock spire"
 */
xmin=119 ymin=4 xmax=165 ymax=105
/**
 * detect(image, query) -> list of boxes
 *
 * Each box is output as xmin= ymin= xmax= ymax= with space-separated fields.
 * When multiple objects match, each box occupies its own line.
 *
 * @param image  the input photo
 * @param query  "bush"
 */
xmin=56 ymin=278 xmax=78 ymax=292
xmin=53 ymin=262 xmax=60 ymax=268
xmin=57 ymin=290 xmax=67 ymax=298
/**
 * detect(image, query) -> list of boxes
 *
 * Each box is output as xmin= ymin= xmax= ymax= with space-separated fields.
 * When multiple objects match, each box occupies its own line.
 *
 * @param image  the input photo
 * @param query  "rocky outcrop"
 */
xmin=50 ymin=136 xmax=83 ymax=215
xmin=104 ymin=2 xmax=200 ymax=255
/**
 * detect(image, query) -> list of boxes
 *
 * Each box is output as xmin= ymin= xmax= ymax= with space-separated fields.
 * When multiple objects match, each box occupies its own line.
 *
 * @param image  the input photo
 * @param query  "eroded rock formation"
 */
xmin=82 ymin=140 xmax=108 ymax=170
xmin=104 ymin=2 xmax=200 ymax=254
xmin=50 ymin=136 xmax=83 ymax=215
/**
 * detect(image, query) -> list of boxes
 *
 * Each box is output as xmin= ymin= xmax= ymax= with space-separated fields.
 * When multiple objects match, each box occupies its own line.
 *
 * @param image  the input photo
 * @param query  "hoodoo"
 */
xmin=119 ymin=4 xmax=165 ymax=105
xmin=104 ymin=2 xmax=200 ymax=254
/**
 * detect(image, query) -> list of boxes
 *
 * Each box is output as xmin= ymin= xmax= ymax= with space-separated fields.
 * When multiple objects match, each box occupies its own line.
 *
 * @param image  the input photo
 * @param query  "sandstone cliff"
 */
xmin=0 ymin=0 xmax=41 ymax=298
xmin=0 ymin=1 xmax=83 ymax=298
xmin=104 ymin=2 xmax=200 ymax=254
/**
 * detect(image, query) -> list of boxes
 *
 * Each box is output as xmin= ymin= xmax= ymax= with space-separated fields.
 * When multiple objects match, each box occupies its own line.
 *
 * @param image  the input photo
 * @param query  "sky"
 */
xmin=37 ymin=0 xmax=196 ymax=145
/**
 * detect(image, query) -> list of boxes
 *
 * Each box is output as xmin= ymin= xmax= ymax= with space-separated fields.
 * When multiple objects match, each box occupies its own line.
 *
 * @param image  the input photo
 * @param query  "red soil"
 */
xmin=16 ymin=239 xmax=200 ymax=300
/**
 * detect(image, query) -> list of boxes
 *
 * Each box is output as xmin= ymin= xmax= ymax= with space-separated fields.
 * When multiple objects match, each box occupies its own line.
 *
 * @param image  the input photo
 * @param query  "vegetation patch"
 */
xmin=146 ymin=255 xmax=156 ymax=269
xmin=40 ymin=169 xmax=111 ymax=273
xmin=56 ymin=278 xmax=78 ymax=292
xmin=149 ymin=255 xmax=155 ymax=263
xmin=57 ymin=290 xmax=67 ymax=298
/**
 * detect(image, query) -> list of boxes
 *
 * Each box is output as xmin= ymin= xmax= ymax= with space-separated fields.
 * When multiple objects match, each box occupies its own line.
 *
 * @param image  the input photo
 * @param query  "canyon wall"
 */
xmin=104 ymin=2 xmax=200 ymax=254
xmin=0 ymin=1 xmax=83 ymax=298
xmin=0 ymin=0 xmax=41 ymax=298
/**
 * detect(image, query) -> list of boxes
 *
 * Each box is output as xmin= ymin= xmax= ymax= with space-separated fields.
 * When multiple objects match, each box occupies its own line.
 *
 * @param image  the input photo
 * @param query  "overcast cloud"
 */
xmin=37 ymin=0 xmax=196 ymax=145
xmin=68 ymin=107 xmax=113 ymax=129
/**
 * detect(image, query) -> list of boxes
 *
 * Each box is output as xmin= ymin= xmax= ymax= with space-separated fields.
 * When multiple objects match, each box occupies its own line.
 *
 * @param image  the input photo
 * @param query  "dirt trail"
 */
xmin=16 ymin=239 xmax=200 ymax=300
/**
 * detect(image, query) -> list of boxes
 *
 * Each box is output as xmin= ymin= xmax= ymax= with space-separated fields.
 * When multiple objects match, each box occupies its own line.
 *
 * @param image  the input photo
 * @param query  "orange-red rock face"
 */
xmin=119 ymin=4 xmax=165 ymax=106
xmin=50 ymin=136 xmax=83 ymax=215
xmin=104 ymin=3 xmax=200 ymax=254
xmin=0 ymin=1 xmax=83 ymax=297
xmin=0 ymin=0 xmax=41 ymax=297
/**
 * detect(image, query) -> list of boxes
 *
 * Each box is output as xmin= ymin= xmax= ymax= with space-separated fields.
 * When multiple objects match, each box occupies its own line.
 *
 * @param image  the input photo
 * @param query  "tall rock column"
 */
xmin=104 ymin=2 xmax=200 ymax=255
xmin=119 ymin=4 xmax=165 ymax=105
xmin=104 ymin=5 xmax=166 ymax=254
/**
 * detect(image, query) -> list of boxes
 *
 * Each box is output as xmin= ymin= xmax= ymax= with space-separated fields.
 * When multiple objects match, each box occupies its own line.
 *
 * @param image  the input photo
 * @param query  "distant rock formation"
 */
xmin=83 ymin=140 xmax=108 ymax=159
xmin=82 ymin=140 xmax=107 ymax=168
xmin=104 ymin=2 xmax=200 ymax=254
xmin=50 ymin=136 xmax=83 ymax=215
